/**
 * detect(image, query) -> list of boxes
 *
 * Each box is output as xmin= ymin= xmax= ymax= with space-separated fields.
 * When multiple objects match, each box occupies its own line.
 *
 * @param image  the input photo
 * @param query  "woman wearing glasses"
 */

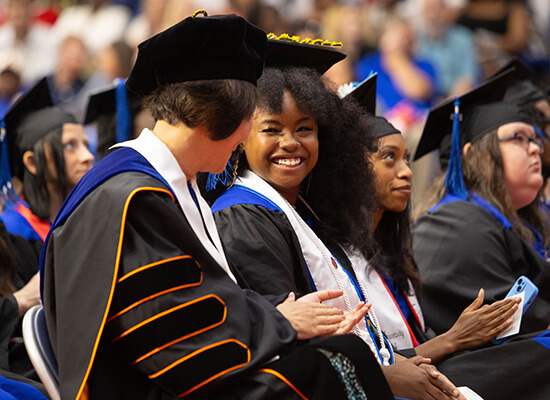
xmin=413 ymin=72 xmax=550 ymax=341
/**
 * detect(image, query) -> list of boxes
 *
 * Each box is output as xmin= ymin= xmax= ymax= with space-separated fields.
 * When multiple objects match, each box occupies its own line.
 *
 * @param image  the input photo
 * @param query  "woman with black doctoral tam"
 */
xmin=40 ymin=10 xmax=392 ymax=400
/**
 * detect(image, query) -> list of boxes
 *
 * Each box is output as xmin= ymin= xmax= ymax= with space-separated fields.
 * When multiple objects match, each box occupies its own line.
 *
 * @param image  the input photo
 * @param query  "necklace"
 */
xmin=294 ymin=196 xmax=391 ymax=365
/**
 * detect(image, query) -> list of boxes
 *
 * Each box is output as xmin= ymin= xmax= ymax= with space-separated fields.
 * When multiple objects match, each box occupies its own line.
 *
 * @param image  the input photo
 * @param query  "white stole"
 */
xmin=114 ymin=129 xmax=237 ymax=283
xmin=348 ymin=250 xmax=425 ymax=350
xmin=236 ymin=171 xmax=388 ymax=361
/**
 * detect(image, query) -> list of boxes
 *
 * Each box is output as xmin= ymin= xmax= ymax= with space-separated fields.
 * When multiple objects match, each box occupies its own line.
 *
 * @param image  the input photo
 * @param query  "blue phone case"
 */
xmin=492 ymin=276 xmax=538 ymax=344
xmin=504 ymin=275 xmax=539 ymax=315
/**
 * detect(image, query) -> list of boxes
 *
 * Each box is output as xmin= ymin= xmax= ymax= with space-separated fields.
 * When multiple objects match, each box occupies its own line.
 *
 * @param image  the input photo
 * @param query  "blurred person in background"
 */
xmin=1 ymin=79 xmax=95 ymax=246
xmin=0 ymin=68 xmax=21 ymax=117
xmin=95 ymin=40 xmax=134 ymax=81
xmin=355 ymin=17 xmax=435 ymax=129
xmin=52 ymin=0 xmax=131 ymax=57
xmin=124 ymin=0 xmax=168 ymax=49
xmin=248 ymin=4 xmax=289 ymax=36
xmin=0 ymin=0 xmax=57 ymax=85
xmin=322 ymin=4 xmax=378 ymax=85
xmin=46 ymin=35 xmax=88 ymax=111
xmin=413 ymin=0 xmax=479 ymax=98
xmin=456 ymin=0 xmax=531 ymax=77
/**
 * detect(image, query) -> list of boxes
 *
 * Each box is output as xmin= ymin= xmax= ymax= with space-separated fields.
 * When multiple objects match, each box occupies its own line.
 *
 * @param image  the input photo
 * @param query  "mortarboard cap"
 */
xmin=493 ymin=57 xmax=534 ymax=82
xmin=84 ymin=82 xmax=136 ymax=125
xmin=371 ymin=116 xmax=401 ymax=139
xmin=414 ymin=68 xmax=532 ymax=199
xmin=490 ymin=57 xmax=548 ymax=108
xmin=84 ymin=79 xmax=146 ymax=158
xmin=505 ymin=80 xmax=548 ymax=108
xmin=265 ymin=34 xmax=346 ymax=74
xmin=414 ymin=68 xmax=516 ymax=161
xmin=340 ymin=73 xmax=377 ymax=115
xmin=126 ymin=11 xmax=267 ymax=97
xmin=340 ymin=74 xmax=399 ymax=139
xmin=3 ymin=77 xmax=76 ymax=180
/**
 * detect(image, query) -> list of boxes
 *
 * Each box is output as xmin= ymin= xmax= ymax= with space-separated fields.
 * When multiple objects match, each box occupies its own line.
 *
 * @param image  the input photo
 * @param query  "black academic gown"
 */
xmin=214 ymin=202 xmax=313 ymax=305
xmin=413 ymin=199 xmax=550 ymax=336
xmin=41 ymin=147 xmax=392 ymax=400
xmin=0 ymin=221 xmax=43 ymax=384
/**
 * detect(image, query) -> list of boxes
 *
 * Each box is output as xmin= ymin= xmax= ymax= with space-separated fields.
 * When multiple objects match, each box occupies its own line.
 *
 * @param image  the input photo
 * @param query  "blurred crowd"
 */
xmin=0 ymin=0 xmax=549 ymax=198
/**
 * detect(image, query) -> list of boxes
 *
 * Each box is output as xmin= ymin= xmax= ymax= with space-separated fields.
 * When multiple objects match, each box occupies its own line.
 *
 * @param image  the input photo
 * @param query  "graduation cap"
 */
xmin=265 ymin=34 xmax=346 ymax=74
xmin=340 ymin=73 xmax=400 ymax=139
xmin=340 ymin=73 xmax=377 ymax=114
xmin=84 ymin=79 xmax=142 ymax=142
xmin=414 ymin=68 xmax=529 ymax=199
xmin=414 ymin=68 xmax=516 ymax=161
xmin=493 ymin=57 xmax=534 ymax=82
xmin=488 ymin=57 xmax=549 ymax=108
xmin=126 ymin=10 xmax=267 ymax=97
xmin=505 ymin=80 xmax=548 ymax=108
xmin=3 ymin=77 xmax=76 ymax=180
xmin=341 ymin=73 xmax=401 ymax=139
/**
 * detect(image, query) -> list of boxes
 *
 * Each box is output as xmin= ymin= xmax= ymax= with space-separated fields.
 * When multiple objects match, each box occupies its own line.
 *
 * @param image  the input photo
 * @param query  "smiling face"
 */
xmin=373 ymin=133 xmax=413 ymax=215
xmin=497 ymin=122 xmax=543 ymax=210
xmin=243 ymin=90 xmax=319 ymax=204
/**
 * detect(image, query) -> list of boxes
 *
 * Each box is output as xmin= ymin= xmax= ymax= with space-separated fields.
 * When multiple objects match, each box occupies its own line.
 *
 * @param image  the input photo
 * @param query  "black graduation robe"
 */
xmin=41 ymin=144 xmax=392 ymax=400
xmin=213 ymin=199 xmax=313 ymax=305
xmin=216 ymin=184 xmax=550 ymax=399
xmin=413 ymin=196 xmax=550 ymax=336
xmin=0 ymin=220 xmax=43 ymax=384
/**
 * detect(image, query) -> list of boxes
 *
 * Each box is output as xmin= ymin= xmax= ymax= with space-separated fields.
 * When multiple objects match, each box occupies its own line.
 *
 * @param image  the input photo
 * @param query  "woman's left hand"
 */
xmin=445 ymin=288 xmax=521 ymax=351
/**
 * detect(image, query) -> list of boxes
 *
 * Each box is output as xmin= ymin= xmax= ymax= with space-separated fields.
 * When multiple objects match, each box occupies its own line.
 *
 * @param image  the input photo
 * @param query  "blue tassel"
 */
xmin=534 ymin=125 xmax=546 ymax=140
xmin=206 ymin=161 xmax=235 ymax=191
xmin=0 ymin=120 xmax=18 ymax=209
xmin=115 ymin=78 xmax=131 ymax=143
xmin=444 ymin=97 xmax=468 ymax=200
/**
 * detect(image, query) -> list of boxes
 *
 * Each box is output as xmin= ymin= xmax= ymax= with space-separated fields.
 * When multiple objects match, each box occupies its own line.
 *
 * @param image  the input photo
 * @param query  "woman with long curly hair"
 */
xmin=211 ymin=41 xmax=470 ymax=400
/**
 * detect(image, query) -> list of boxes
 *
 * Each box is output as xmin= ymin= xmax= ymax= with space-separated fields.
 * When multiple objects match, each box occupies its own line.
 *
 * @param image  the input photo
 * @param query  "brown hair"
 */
xmin=418 ymin=131 xmax=549 ymax=247
xmin=0 ymin=237 xmax=15 ymax=297
xmin=144 ymin=79 xmax=257 ymax=141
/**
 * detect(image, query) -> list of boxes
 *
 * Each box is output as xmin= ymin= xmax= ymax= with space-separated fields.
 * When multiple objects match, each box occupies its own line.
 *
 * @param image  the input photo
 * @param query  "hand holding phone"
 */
xmin=493 ymin=276 xmax=538 ymax=343
xmin=504 ymin=275 xmax=538 ymax=315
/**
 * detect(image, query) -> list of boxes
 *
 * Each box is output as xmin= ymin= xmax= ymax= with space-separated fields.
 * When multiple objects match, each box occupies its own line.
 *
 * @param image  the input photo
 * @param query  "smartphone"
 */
xmin=492 ymin=276 xmax=538 ymax=344
xmin=504 ymin=275 xmax=539 ymax=315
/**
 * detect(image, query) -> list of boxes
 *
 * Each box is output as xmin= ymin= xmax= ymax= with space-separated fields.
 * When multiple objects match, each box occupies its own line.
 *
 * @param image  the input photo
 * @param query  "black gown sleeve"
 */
xmin=102 ymin=190 xmax=300 ymax=398
xmin=214 ymin=204 xmax=313 ymax=301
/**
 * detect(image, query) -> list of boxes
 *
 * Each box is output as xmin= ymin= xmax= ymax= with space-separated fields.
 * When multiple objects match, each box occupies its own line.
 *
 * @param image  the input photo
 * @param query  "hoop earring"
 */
xmin=231 ymin=144 xmax=244 ymax=185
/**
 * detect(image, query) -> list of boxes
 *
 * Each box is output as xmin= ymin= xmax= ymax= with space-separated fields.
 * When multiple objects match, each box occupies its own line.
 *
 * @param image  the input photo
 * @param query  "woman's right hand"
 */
xmin=445 ymin=288 xmax=520 ymax=351
xmin=276 ymin=290 xmax=369 ymax=339
xmin=382 ymin=356 xmax=466 ymax=400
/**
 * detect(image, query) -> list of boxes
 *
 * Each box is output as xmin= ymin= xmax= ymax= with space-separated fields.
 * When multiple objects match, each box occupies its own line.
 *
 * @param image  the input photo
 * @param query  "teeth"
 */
xmin=274 ymin=158 xmax=302 ymax=166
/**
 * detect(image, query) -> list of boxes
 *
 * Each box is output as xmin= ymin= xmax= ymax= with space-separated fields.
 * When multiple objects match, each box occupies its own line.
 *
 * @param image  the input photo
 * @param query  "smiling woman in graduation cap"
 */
xmin=412 ymin=68 xmax=550 ymax=341
xmin=210 ymin=37 xmax=471 ymax=400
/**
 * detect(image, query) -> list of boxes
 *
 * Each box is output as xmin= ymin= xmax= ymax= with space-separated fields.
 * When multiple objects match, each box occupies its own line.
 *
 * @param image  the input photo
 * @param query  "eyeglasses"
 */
xmin=498 ymin=131 xmax=545 ymax=154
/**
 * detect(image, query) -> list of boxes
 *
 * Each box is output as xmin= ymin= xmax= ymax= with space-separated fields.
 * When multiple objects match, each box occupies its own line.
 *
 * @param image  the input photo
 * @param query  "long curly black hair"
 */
xmin=202 ymin=66 xmax=372 ymax=204
xmin=203 ymin=67 xmax=380 ymax=263
xmin=303 ymin=95 xmax=381 ymax=270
